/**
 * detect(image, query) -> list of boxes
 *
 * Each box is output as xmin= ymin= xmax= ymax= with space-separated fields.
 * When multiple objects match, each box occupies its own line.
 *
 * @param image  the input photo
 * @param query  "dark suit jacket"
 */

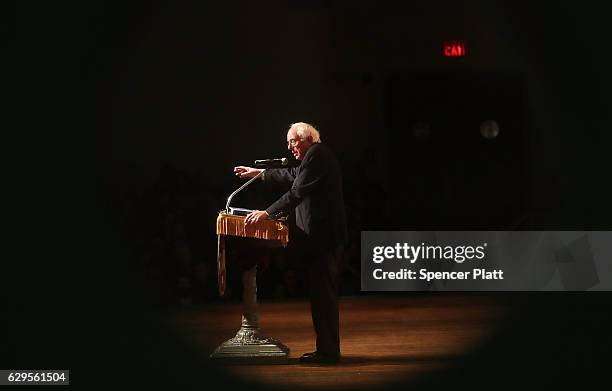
xmin=264 ymin=143 xmax=348 ymax=255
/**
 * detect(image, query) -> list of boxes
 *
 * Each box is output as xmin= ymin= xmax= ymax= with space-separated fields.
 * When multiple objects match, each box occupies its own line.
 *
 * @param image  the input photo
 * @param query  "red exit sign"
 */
xmin=443 ymin=41 xmax=467 ymax=57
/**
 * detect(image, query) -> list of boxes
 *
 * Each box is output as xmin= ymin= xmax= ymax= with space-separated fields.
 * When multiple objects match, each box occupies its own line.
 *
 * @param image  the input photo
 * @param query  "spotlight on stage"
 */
xmin=480 ymin=120 xmax=500 ymax=139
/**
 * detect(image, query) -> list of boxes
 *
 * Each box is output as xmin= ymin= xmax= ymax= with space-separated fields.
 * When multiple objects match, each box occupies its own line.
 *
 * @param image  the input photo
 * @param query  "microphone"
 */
xmin=254 ymin=158 xmax=289 ymax=167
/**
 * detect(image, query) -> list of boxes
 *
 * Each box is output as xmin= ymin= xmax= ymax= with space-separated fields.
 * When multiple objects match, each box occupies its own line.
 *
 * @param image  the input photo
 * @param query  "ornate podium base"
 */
xmin=210 ymin=324 xmax=290 ymax=364
xmin=210 ymin=265 xmax=290 ymax=364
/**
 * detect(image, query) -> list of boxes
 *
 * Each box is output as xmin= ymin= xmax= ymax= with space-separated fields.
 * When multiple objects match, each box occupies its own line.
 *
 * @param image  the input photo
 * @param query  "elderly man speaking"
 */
xmin=234 ymin=122 xmax=347 ymax=363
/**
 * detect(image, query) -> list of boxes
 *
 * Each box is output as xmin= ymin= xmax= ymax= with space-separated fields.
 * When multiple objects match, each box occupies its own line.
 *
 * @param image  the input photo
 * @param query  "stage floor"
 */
xmin=170 ymin=294 xmax=509 ymax=390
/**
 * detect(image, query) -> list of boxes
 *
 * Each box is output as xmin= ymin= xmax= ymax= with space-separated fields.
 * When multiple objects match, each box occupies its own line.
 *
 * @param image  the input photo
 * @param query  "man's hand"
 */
xmin=234 ymin=166 xmax=263 ymax=179
xmin=244 ymin=210 xmax=269 ymax=225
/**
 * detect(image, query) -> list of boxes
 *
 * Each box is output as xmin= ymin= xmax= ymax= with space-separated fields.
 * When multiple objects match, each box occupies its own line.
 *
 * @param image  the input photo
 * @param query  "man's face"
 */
xmin=287 ymin=128 xmax=313 ymax=160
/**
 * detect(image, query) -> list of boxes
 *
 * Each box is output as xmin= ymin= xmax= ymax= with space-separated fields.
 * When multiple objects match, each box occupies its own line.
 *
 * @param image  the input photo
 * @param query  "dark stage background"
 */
xmin=13 ymin=0 xmax=612 ymax=390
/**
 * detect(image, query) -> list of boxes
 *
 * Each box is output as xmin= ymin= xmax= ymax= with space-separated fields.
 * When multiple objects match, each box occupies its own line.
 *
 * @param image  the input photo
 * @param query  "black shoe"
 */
xmin=299 ymin=352 xmax=341 ymax=364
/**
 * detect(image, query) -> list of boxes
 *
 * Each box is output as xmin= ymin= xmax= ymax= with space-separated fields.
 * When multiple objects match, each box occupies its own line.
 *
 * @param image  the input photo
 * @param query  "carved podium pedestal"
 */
xmin=210 ymin=212 xmax=290 ymax=363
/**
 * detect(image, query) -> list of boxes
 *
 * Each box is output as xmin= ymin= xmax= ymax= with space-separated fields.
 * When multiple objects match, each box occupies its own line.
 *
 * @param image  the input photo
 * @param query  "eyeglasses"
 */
xmin=287 ymin=138 xmax=302 ymax=147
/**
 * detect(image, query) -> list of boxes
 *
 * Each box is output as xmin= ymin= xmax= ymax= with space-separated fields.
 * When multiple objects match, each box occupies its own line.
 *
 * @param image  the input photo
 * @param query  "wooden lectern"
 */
xmin=210 ymin=169 xmax=290 ymax=363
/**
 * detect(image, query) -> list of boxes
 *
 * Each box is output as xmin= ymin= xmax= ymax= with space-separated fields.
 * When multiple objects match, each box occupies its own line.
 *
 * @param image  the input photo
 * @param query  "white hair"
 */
xmin=290 ymin=122 xmax=322 ymax=143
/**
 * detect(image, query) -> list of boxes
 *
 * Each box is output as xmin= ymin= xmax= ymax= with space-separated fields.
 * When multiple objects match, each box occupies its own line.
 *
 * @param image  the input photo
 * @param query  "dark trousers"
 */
xmin=308 ymin=245 xmax=342 ymax=355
